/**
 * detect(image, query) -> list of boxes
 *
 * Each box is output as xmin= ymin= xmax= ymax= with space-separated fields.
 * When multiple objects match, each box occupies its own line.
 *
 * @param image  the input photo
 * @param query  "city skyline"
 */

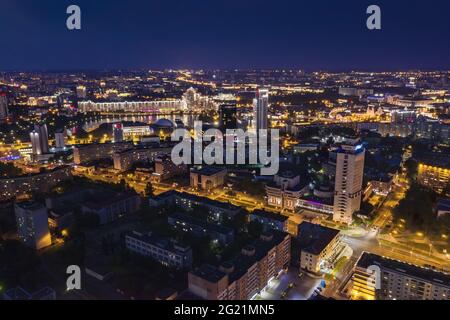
xmin=0 ymin=0 xmax=449 ymax=306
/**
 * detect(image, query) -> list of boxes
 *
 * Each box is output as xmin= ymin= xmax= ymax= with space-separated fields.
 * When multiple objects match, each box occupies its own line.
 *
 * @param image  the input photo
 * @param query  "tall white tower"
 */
xmin=332 ymin=139 xmax=365 ymax=225
xmin=30 ymin=124 xmax=49 ymax=155
xmin=253 ymin=88 xmax=269 ymax=131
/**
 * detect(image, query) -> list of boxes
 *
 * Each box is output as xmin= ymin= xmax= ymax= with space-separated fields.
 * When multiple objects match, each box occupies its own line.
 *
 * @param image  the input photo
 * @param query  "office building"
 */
xmin=125 ymin=231 xmax=193 ymax=269
xmin=15 ymin=202 xmax=52 ymax=250
xmin=352 ymin=252 xmax=450 ymax=300
xmin=332 ymin=139 xmax=365 ymax=225
xmin=265 ymin=171 xmax=307 ymax=211
xmin=188 ymin=230 xmax=291 ymax=300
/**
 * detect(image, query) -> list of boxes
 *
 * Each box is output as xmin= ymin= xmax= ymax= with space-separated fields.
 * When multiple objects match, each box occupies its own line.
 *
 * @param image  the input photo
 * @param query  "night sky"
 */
xmin=0 ymin=0 xmax=449 ymax=71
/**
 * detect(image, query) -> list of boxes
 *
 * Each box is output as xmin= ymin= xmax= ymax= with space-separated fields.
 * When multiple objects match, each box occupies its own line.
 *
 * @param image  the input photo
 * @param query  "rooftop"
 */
xmin=169 ymin=212 xmax=234 ymax=235
xmin=357 ymin=252 xmax=450 ymax=287
xmin=15 ymin=201 xmax=46 ymax=211
xmin=191 ymin=166 xmax=227 ymax=176
xmin=251 ymin=209 xmax=288 ymax=222
xmin=191 ymin=264 xmax=227 ymax=283
xmin=297 ymin=222 xmax=340 ymax=255
xmin=126 ymin=230 xmax=191 ymax=254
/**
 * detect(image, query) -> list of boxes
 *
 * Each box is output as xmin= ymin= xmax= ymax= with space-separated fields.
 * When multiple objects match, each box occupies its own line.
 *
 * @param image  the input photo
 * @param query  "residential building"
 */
xmin=15 ymin=202 xmax=52 ymax=250
xmin=112 ymin=147 xmax=170 ymax=172
xmin=149 ymin=190 xmax=241 ymax=221
xmin=249 ymin=209 xmax=288 ymax=232
xmin=417 ymin=161 xmax=449 ymax=194
xmin=73 ymin=142 xmax=133 ymax=164
xmin=125 ymin=230 xmax=193 ymax=269
xmin=0 ymin=166 xmax=72 ymax=201
xmin=168 ymin=212 xmax=234 ymax=245
xmin=352 ymin=252 xmax=450 ymax=300
xmin=152 ymin=154 xmax=187 ymax=182
xmin=3 ymin=286 xmax=56 ymax=300
xmin=188 ymin=230 xmax=291 ymax=300
xmin=82 ymin=192 xmax=141 ymax=225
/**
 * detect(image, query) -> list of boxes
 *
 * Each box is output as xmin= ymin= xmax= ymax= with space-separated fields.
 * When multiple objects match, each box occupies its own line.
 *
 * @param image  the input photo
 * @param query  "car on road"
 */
xmin=298 ymin=272 xmax=304 ymax=278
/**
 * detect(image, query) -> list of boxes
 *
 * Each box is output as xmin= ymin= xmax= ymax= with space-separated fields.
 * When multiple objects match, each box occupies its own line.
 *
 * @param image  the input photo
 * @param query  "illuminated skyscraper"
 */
xmin=332 ymin=139 xmax=365 ymax=225
xmin=30 ymin=124 xmax=49 ymax=155
xmin=253 ymin=88 xmax=269 ymax=131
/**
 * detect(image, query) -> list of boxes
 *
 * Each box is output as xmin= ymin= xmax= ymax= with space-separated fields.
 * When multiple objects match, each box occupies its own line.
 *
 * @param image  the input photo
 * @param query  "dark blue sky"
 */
xmin=0 ymin=0 xmax=449 ymax=71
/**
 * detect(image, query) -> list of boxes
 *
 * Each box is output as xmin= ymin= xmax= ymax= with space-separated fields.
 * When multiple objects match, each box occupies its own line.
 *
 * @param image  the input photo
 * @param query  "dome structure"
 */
xmin=153 ymin=118 xmax=175 ymax=128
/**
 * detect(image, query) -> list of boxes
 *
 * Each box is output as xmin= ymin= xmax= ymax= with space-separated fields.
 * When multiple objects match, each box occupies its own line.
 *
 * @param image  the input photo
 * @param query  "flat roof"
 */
xmin=357 ymin=252 xmax=450 ymax=287
xmin=191 ymin=264 xmax=227 ymax=283
xmin=191 ymin=166 xmax=226 ymax=176
xmin=15 ymin=201 xmax=45 ymax=211
xmin=169 ymin=212 xmax=234 ymax=235
xmin=126 ymin=230 xmax=191 ymax=253
xmin=297 ymin=222 xmax=340 ymax=255
xmin=251 ymin=209 xmax=288 ymax=222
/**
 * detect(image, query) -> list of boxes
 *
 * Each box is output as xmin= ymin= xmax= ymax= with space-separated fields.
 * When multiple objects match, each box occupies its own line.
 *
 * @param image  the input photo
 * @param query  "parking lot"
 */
xmin=255 ymin=268 xmax=324 ymax=300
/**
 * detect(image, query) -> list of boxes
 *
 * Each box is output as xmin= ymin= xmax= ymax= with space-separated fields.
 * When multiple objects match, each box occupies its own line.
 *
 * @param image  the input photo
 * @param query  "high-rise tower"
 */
xmin=332 ymin=139 xmax=365 ymax=225
xmin=253 ymin=88 xmax=269 ymax=131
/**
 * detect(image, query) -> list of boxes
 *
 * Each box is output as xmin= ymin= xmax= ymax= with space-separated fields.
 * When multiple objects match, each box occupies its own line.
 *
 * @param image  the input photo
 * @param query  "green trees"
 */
xmin=394 ymin=183 xmax=437 ymax=234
